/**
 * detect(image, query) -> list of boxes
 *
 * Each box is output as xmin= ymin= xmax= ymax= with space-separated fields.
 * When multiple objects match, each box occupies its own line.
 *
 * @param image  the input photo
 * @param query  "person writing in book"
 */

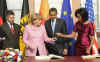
xmin=23 ymin=13 xmax=57 ymax=56
xmin=45 ymin=8 xmax=68 ymax=56
xmin=56 ymin=8 xmax=95 ymax=56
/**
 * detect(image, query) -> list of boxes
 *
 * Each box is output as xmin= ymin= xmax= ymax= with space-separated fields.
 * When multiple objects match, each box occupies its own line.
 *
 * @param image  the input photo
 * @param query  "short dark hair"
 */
xmin=6 ymin=10 xmax=15 ymax=17
xmin=49 ymin=8 xmax=57 ymax=15
xmin=75 ymin=8 xmax=88 ymax=22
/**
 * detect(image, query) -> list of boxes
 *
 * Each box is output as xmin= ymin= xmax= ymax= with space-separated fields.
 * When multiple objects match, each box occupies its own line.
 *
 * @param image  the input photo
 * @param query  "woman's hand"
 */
xmin=56 ymin=33 xmax=64 ymax=37
xmin=29 ymin=44 xmax=35 ymax=49
xmin=51 ymin=37 xmax=57 ymax=41
xmin=86 ymin=48 xmax=91 ymax=55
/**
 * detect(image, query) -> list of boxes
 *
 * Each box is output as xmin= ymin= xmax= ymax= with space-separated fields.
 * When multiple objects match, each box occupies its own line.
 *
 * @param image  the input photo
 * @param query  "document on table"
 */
xmin=82 ymin=55 xmax=100 ymax=59
xmin=35 ymin=54 xmax=64 ymax=60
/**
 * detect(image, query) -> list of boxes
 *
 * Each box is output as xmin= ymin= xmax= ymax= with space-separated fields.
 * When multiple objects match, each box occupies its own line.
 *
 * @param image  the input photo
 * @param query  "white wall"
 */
xmin=6 ymin=0 xmax=23 ymax=10
xmin=6 ymin=0 xmax=23 ymax=24
xmin=98 ymin=0 xmax=100 ymax=30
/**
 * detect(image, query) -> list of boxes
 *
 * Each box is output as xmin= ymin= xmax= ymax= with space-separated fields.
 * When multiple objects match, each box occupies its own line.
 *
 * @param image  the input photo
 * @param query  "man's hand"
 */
xmin=63 ymin=49 xmax=68 ymax=55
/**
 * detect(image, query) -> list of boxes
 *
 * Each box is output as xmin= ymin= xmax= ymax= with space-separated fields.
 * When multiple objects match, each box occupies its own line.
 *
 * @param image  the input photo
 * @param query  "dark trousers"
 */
xmin=36 ymin=49 xmax=39 ymax=56
xmin=46 ymin=43 xmax=64 ymax=56
xmin=0 ymin=41 xmax=3 ymax=49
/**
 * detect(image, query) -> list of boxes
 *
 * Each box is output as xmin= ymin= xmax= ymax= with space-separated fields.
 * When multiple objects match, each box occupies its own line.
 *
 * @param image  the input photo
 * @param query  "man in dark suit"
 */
xmin=45 ymin=8 xmax=68 ymax=56
xmin=0 ymin=10 xmax=20 ymax=49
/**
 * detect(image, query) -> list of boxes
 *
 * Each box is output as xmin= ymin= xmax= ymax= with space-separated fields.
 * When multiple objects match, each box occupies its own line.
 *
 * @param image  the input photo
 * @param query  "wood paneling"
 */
xmin=28 ymin=0 xmax=35 ymax=15
xmin=72 ymin=0 xmax=81 ymax=24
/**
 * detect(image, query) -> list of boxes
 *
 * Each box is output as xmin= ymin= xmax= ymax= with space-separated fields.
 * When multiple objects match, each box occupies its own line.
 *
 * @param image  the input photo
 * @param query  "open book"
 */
xmin=35 ymin=54 xmax=64 ymax=60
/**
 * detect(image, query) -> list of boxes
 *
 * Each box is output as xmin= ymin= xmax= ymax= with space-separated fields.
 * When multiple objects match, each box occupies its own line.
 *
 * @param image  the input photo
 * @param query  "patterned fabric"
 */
xmin=85 ymin=0 xmax=95 ymax=22
xmin=10 ymin=24 xmax=15 ymax=35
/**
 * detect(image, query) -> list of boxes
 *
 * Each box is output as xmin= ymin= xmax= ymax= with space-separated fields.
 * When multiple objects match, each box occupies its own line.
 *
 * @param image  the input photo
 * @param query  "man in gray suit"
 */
xmin=0 ymin=10 xmax=20 ymax=49
xmin=45 ymin=8 xmax=68 ymax=56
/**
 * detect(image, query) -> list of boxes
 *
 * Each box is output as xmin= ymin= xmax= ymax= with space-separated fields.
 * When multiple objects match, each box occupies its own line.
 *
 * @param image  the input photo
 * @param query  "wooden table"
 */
xmin=23 ymin=56 xmax=100 ymax=62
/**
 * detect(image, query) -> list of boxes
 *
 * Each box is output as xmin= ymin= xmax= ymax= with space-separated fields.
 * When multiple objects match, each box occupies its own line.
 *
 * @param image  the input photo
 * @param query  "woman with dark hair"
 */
xmin=56 ymin=8 xmax=95 ymax=56
xmin=23 ymin=13 xmax=56 ymax=56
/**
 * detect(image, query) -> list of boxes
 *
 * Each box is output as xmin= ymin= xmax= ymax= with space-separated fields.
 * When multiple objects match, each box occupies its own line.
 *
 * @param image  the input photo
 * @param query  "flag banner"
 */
xmin=61 ymin=0 xmax=75 ymax=56
xmin=39 ymin=0 xmax=49 ymax=24
xmin=0 ymin=0 xmax=7 ymax=23
xmin=92 ymin=23 xmax=98 ymax=55
xmin=19 ymin=0 xmax=30 ymax=55
xmin=85 ymin=0 xmax=99 ymax=55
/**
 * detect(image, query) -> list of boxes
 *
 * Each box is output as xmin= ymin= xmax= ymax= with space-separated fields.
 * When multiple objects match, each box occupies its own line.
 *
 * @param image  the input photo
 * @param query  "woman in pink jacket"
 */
xmin=23 ymin=13 xmax=56 ymax=56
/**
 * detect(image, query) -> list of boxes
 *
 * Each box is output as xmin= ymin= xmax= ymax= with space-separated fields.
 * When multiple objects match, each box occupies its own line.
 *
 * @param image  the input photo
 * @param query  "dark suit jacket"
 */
xmin=45 ymin=18 xmax=68 ymax=55
xmin=0 ymin=22 xmax=20 ymax=49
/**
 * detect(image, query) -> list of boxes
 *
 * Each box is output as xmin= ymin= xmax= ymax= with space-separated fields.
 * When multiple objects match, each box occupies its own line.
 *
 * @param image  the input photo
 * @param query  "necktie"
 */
xmin=10 ymin=24 xmax=14 ymax=35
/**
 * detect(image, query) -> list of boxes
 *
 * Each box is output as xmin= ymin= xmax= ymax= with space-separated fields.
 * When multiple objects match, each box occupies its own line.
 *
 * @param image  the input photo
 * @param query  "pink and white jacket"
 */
xmin=23 ymin=24 xmax=52 ymax=56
